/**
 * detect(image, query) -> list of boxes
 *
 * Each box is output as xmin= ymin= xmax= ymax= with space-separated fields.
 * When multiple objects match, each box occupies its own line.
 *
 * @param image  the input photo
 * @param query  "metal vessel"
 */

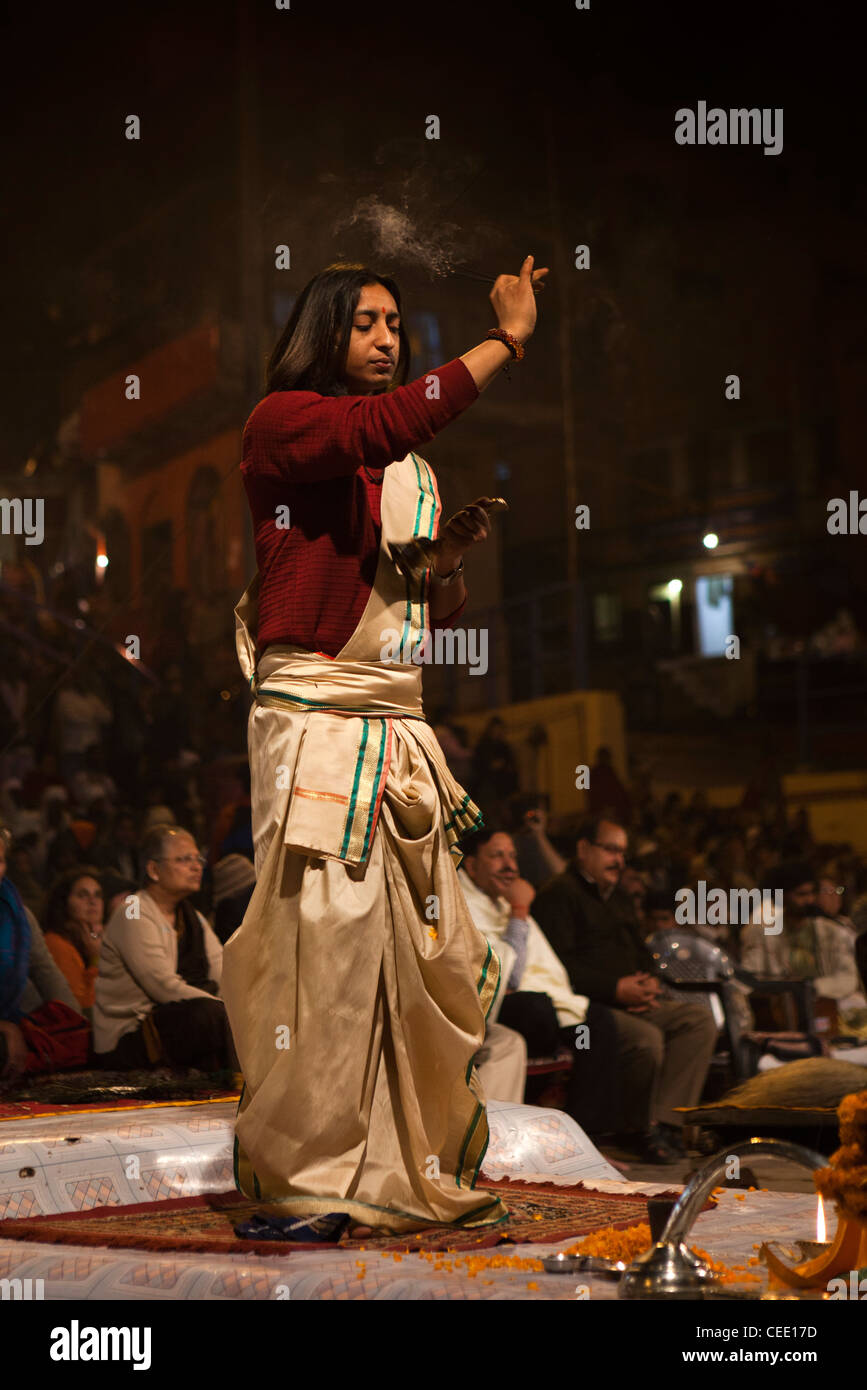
xmin=618 ymin=1137 xmax=828 ymax=1300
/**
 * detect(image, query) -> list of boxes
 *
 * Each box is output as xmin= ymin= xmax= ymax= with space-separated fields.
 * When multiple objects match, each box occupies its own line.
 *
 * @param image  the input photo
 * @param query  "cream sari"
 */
xmin=221 ymin=451 xmax=507 ymax=1233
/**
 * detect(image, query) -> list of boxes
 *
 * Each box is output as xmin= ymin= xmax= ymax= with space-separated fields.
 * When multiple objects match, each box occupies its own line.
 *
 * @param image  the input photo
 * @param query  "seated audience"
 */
xmin=68 ymin=747 xmax=117 ymax=815
xmin=209 ymin=767 xmax=253 ymax=863
xmin=1 ymin=836 xmax=86 ymax=1082
xmin=506 ymin=794 xmax=566 ymax=888
xmin=445 ymin=835 xmax=530 ymax=1104
xmin=741 ymin=861 xmax=867 ymax=1036
xmin=472 ymin=1018 xmax=528 ymax=1104
xmin=588 ymin=746 xmax=632 ymax=825
xmin=620 ymin=857 xmax=650 ymax=929
xmin=212 ymin=854 xmax=256 ymax=945
xmin=94 ymin=824 xmax=230 ymax=1070
xmin=44 ymin=813 xmax=97 ymax=880
xmin=141 ymin=804 xmax=178 ymax=837
xmin=644 ymin=887 xmax=751 ymax=1033
xmin=102 ymin=871 xmax=139 ymax=920
xmin=431 ymin=707 xmax=473 ymax=786
xmin=715 ymin=833 xmax=758 ymax=900
xmin=52 ymin=673 xmax=111 ymax=786
xmin=815 ymin=872 xmax=860 ymax=942
xmin=42 ymin=866 xmax=105 ymax=1014
xmin=857 ymin=927 xmax=867 ymax=1000
xmin=19 ymin=752 xmax=66 ymax=810
xmin=6 ymin=833 xmax=45 ymax=919
xmin=458 ymin=829 xmax=622 ymax=1139
xmin=532 ymin=815 xmax=717 ymax=1161
xmin=93 ymin=808 xmax=144 ymax=882
xmin=470 ymin=717 xmax=519 ymax=810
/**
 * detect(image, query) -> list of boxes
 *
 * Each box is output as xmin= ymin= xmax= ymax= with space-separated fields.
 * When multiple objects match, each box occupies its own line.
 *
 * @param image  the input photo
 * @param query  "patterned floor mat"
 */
xmin=0 ymin=1180 xmax=678 ymax=1255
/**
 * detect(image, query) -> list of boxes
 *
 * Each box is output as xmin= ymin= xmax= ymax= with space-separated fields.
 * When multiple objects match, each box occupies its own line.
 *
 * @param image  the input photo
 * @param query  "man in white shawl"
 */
xmin=458 ymin=828 xmax=625 ymax=1141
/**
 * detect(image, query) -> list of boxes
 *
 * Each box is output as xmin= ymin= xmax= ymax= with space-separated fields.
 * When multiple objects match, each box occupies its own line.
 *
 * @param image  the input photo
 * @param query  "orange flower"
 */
xmin=566 ymin=1222 xmax=652 ymax=1262
xmin=418 ymin=1250 xmax=544 ymax=1276
xmin=562 ymin=1222 xmax=761 ymax=1288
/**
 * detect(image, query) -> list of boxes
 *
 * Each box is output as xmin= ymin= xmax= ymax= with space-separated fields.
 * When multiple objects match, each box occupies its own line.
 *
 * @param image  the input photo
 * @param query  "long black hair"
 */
xmin=265 ymin=262 xmax=412 ymax=397
xmin=42 ymin=864 xmax=105 ymax=966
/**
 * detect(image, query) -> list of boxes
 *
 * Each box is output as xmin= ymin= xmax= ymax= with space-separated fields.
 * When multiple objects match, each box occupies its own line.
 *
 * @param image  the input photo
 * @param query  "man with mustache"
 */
xmin=532 ymin=816 xmax=718 ymax=1162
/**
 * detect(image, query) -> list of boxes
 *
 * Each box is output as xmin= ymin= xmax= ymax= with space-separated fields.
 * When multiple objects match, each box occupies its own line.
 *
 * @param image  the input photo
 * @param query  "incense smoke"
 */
xmin=334 ymin=195 xmax=463 ymax=278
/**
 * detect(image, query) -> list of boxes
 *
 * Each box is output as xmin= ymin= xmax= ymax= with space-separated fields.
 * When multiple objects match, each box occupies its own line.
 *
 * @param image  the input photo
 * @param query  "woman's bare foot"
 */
xmin=350 ymin=1224 xmax=374 ymax=1238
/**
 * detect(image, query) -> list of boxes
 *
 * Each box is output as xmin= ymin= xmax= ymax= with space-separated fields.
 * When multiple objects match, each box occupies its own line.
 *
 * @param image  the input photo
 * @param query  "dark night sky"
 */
xmin=1 ymin=0 xmax=863 ymax=468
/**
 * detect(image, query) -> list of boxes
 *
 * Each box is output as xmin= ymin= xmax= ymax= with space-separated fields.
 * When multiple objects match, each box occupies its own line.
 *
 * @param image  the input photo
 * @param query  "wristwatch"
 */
xmin=430 ymin=555 xmax=464 ymax=585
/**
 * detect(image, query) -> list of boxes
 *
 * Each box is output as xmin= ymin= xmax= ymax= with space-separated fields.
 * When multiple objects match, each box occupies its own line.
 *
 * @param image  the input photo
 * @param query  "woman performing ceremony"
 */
xmin=221 ymin=254 xmax=548 ymax=1239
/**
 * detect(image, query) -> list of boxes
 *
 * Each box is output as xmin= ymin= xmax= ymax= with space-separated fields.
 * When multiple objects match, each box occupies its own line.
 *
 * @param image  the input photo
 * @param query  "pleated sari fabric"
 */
xmin=221 ymin=451 xmax=508 ymax=1233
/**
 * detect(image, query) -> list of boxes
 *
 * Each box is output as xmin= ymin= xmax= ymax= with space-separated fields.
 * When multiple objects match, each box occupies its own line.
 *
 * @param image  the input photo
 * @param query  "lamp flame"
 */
xmin=816 ymin=1195 xmax=826 ymax=1244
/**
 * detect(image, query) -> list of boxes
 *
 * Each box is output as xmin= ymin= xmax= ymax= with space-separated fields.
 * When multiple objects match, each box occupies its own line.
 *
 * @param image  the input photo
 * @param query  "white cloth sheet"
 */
xmin=0 ymin=1097 xmax=623 ymax=1219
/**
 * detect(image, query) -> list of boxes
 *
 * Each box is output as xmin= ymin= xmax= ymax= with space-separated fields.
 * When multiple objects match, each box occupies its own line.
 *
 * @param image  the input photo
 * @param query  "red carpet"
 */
xmin=0 ymin=1180 xmax=678 ymax=1255
xmin=0 ymin=1095 xmax=237 ymax=1122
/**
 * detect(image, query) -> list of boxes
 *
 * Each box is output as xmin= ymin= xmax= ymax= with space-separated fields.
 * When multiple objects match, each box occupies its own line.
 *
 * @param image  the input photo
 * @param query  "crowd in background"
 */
xmin=2 ymin=663 xmax=867 ymax=1128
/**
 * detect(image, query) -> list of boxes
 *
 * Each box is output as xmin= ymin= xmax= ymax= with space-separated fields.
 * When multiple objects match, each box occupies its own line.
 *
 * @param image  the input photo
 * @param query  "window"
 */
xmin=695 ymin=574 xmax=734 ymax=656
xmin=593 ymin=592 xmax=622 ymax=644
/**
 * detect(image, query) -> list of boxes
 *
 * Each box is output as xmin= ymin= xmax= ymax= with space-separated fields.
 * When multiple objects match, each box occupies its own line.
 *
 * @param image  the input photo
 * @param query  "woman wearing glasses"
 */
xmin=93 ymin=824 xmax=230 ymax=1071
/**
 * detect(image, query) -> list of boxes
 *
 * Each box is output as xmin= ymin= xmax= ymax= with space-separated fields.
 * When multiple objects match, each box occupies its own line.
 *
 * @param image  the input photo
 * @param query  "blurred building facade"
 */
xmin=9 ymin=94 xmax=865 ymax=771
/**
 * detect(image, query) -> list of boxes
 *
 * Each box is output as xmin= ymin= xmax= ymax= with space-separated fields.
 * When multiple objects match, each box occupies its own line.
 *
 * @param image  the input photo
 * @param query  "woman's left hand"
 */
xmin=437 ymin=497 xmax=497 ymax=566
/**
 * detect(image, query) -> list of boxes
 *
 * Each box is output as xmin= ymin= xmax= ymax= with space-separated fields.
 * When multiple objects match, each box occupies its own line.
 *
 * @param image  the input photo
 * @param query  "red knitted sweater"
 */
xmin=241 ymin=357 xmax=478 ymax=655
